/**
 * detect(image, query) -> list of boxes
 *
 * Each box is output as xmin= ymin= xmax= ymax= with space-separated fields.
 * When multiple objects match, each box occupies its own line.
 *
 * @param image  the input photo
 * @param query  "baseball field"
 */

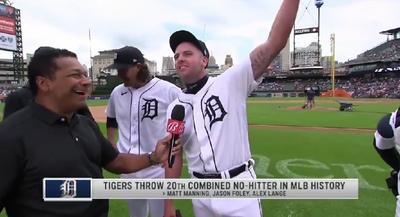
xmin=0 ymin=97 xmax=398 ymax=216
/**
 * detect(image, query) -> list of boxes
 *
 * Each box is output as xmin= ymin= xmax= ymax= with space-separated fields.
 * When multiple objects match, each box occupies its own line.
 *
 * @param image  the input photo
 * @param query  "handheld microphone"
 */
xmin=166 ymin=105 xmax=185 ymax=168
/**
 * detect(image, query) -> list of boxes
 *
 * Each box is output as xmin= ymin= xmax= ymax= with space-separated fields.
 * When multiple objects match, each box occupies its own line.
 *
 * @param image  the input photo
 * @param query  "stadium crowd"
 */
xmin=1 ymin=39 xmax=399 ymax=99
xmin=2 ymin=77 xmax=400 ymax=99
xmin=256 ymin=82 xmax=285 ymax=91
xmin=345 ymin=39 xmax=400 ymax=64
xmin=254 ymin=77 xmax=400 ymax=98
xmin=0 ymin=84 xmax=23 ymax=96
xmin=265 ymin=69 xmax=324 ymax=77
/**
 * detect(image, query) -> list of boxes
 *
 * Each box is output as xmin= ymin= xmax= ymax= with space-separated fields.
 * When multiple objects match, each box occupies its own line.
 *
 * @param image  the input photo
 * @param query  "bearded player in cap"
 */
xmin=374 ymin=109 xmax=400 ymax=216
xmin=163 ymin=0 xmax=300 ymax=216
xmin=105 ymin=46 xmax=181 ymax=217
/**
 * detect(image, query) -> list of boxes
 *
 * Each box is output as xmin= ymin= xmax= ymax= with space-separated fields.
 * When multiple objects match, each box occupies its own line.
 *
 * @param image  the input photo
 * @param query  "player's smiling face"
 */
xmin=174 ymin=42 xmax=207 ymax=84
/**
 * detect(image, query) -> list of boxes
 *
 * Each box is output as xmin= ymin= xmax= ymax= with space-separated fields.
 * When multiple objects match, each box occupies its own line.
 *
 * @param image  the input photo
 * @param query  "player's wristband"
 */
xmin=148 ymin=152 xmax=159 ymax=165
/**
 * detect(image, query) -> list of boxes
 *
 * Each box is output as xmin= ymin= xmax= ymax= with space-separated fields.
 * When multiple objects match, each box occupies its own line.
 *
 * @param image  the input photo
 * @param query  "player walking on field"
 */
xmin=163 ymin=0 xmax=300 ymax=216
xmin=105 ymin=46 xmax=181 ymax=217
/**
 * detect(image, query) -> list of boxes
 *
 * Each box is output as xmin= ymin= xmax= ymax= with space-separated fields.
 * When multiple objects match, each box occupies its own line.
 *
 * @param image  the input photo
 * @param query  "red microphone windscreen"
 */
xmin=167 ymin=119 xmax=185 ymax=135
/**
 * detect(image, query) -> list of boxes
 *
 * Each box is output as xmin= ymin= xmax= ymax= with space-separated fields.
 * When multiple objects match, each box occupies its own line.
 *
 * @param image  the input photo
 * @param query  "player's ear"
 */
xmin=202 ymin=56 xmax=208 ymax=69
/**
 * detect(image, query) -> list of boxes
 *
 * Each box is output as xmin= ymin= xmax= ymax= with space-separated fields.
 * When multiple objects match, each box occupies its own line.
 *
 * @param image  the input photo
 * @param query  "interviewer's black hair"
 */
xmin=28 ymin=48 xmax=77 ymax=95
xmin=34 ymin=46 xmax=55 ymax=55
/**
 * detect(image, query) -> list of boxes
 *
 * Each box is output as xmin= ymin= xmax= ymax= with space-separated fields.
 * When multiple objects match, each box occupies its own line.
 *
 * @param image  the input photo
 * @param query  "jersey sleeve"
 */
xmin=375 ymin=113 xmax=395 ymax=150
xmin=163 ymin=103 xmax=173 ymax=137
xmin=105 ymin=88 xmax=117 ymax=118
xmin=167 ymin=85 xmax=181 ymax=104
xmin=222 ymin=56 xmax=263 ymax=100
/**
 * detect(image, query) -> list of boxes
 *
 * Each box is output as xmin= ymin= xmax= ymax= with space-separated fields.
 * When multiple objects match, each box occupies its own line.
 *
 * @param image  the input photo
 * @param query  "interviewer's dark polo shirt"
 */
xmin=0 ymin=102 xmax=119 ymax=217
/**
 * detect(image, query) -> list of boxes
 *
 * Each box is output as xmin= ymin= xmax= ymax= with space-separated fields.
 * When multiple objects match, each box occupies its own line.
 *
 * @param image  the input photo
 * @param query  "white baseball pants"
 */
xmin=121 ymin=166 xmax=165 ymax=217
xmin=191 ymin=166 xmax=263 ymax=217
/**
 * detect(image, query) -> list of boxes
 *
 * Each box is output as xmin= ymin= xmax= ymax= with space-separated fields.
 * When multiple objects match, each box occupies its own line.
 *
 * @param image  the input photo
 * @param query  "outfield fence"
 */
xmin=87 ymin=96 xmax=110 ymax=100
xmin=250 ymin=92 xmax=305 ymax=98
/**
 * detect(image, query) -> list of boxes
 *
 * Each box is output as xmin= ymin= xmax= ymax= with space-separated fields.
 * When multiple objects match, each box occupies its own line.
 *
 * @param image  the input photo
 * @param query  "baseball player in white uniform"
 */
xmin=374 ymin=109 xmax=400 ymax=217
xmin=163 ymin=1 xmax=299 ymax=216
xmin=105 ymin=46 xmax=181 ymax=217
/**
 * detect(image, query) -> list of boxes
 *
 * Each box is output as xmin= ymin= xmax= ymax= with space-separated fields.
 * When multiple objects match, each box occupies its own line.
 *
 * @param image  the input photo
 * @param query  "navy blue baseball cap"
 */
xmin=169 ymin=30 xmax=210 ymax=59
xmin=106 ymin=46 xmax=145 ymax=70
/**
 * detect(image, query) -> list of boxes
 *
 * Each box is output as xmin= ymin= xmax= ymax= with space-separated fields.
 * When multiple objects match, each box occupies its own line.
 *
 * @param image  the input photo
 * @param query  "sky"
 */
xmin=0 ymin=0 xmax=399 ymax=71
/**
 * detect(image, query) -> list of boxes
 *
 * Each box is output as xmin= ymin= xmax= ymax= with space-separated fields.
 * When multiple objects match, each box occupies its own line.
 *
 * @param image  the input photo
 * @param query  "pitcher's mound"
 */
xmin=284 ymin=106 xmax=337 ymax=111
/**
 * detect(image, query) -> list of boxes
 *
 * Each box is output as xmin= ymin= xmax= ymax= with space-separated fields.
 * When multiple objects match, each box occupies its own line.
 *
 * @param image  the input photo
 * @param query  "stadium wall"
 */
xmin=0 ymin=96 xmax=111 ymax=103
xmin=250 ymin=92 xmax=305 ymax=98
xmin=87 ymin=96 xmax=110 ymax=100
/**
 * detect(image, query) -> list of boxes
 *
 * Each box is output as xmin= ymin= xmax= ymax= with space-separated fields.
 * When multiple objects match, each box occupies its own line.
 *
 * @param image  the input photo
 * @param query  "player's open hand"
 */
xmin=153 ymin=134 xmax=182 ymax=163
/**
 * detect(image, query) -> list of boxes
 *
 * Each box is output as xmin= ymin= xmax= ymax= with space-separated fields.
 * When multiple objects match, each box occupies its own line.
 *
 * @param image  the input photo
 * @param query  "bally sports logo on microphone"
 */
xmin=167 ymin=119 xmax=185 ymax=135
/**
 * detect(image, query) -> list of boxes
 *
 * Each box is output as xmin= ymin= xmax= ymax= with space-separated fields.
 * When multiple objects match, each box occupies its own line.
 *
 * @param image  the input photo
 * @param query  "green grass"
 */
xmin=87 ymin=99 xmax=110 ymax=106
xmin=247 ymin=103 xmax=398 ymax=129
xmin=99 ymin=128 xmax=393 ymax=217
xmin=0 ymin=97 xmax=397 ymax=217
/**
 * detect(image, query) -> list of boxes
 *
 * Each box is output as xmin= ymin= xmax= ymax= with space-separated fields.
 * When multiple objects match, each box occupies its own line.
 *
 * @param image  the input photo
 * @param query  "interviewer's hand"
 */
xmin=164 ymin=205 xmax=177 ymax=217
xmin=152 ymin=134 xmax=181 ymax=164
xmin=111 ymin=142 xmax=118 ymax=151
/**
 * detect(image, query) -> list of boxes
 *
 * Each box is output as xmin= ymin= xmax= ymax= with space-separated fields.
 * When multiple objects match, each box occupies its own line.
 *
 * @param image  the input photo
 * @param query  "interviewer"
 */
xmin=3 ymin=46 xmax=93 ymax=120
xmin=0 ymin=48 xmax=181 ymax=217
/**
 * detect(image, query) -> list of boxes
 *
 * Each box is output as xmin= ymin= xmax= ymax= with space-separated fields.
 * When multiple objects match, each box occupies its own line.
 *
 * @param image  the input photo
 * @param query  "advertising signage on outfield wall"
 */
xmin=0 ymin=4 xmax=16 ymax=52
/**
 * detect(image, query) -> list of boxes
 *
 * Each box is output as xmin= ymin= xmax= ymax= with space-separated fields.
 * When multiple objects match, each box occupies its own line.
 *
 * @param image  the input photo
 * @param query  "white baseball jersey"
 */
xmin=375 ymin=109 xmax=400 ymax=217
xmin=166 ymin=57 xmax=262 ymax=173
xmin=375 ymin=109 xmax=400 ymax=152
xmin=106 ymin=78 xmax=181 ymax=172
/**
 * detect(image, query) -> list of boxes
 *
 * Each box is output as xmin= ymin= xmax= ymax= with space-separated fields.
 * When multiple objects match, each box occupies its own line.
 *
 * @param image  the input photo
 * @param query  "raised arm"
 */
xmin=250 ymin=0 xmax=300 ymax=80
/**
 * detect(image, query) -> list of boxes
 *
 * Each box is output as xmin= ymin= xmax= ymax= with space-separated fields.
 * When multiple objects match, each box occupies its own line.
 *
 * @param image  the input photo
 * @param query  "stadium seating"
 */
xmin=346 ymin=38 xmax=400 ymax=64
xmin=252 ymin=77 xmax=400 ymax=99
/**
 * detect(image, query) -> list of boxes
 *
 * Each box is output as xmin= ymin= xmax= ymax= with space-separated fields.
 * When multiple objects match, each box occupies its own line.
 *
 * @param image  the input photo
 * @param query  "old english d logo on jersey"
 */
xmin=203 ymin=95 xmax=227 ymax=129
xmin=141 ymin=98 xmax=158 ymax=121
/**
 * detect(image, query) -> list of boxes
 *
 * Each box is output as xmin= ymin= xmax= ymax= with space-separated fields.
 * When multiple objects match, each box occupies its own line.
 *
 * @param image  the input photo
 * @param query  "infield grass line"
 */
xmin=248 ymin=124 xmax=374 ymax=133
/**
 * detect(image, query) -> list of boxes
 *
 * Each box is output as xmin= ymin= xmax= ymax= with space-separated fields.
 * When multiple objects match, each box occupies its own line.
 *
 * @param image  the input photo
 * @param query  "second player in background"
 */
xmin=105 ymin=46 xmax=181 ymax=217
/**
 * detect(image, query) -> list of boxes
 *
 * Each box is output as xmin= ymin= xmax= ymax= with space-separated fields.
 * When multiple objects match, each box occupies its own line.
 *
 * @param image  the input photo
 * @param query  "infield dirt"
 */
xmin=89 ymin=99 xmax=379 ymax=134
